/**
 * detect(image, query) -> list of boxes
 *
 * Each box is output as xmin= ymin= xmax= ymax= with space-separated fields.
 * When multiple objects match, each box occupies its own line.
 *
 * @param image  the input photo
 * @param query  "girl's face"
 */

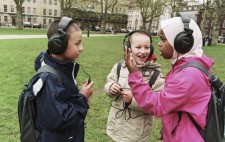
xmin=158 ymin=29 xmax=173 ymax=59
xmin=130 ymin=33 xmax=151 ymax=65
xmin=62 ymin=29 xmax=83 ymax=61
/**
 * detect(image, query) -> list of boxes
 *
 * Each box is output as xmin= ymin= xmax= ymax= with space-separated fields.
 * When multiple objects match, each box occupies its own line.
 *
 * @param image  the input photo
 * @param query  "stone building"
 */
xmin=0 ymin=0 xmax=61 ymax=28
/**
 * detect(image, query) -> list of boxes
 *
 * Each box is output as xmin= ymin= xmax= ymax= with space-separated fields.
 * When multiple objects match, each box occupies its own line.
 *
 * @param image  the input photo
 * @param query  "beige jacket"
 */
xmin=105 ymin=61 xmax=165 ymax=142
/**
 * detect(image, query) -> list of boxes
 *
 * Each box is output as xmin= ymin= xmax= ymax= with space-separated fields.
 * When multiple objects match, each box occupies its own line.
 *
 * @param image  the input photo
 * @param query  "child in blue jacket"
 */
xmin=32 ymin=17 xmax=94 ymax=142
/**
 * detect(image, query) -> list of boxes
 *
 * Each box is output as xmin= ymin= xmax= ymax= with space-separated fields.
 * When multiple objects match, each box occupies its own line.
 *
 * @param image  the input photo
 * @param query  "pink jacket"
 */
xmin=128 ymin=56 xmax=214 ymax=142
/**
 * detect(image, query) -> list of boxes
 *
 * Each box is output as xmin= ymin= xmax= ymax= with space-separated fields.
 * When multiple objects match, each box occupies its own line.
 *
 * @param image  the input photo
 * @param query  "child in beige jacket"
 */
xmin=105 ymin=30 xmax=165 ymax=142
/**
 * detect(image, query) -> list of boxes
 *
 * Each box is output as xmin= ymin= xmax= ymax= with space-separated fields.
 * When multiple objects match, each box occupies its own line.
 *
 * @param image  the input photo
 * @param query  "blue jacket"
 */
xmin=32 ymin=52 xmax=89 ymax=142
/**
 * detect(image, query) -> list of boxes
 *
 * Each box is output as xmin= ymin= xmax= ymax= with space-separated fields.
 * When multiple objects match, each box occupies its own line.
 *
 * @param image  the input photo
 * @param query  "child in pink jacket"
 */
xmin=124 ymin=16 xmax=214 ymax=142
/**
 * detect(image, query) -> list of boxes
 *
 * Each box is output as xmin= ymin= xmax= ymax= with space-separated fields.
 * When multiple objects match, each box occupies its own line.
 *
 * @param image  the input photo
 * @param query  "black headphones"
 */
xmin=123 ymin=30 xmax=154 ymax=58
xmin=48 ymin=17 xmax=73 ymax=55
xmin=174 ymin=15 xmax=194 ymax=54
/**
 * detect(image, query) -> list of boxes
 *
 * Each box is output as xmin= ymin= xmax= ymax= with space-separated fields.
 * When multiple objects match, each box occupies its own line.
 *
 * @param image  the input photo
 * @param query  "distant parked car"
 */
xmin=105 ymin=28 xmax=112 ymax=33
xmin=33 ymin=23 xmax=41 ymax=29
xmin=218 ymin=36 xmax=225 ymax=43
xmin=23 ymin=22 xmax=31 ymax=28
xmin=120 ymin=29 xmax=128 ymax=33
xmin=94 ymin=26 xmax=101 ymax=32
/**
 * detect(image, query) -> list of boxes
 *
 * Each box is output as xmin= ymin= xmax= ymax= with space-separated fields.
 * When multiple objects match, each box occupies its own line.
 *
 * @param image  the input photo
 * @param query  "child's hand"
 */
xmin=109 ymin=83 xmax=122 ymax=95
xmin=124 ymin=46 xmax=138 ymax=73
xmin=120 ymin=90 xmax=133 ymax=104
xmin=79 ymin=79 xmax=94 ymax=99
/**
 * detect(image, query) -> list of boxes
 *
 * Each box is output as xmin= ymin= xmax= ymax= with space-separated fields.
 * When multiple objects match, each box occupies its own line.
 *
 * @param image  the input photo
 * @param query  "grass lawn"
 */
xmin=0 ymin=29 xmax=225 ymax=142
xmin=0 ymin=27 xmax=103 ymax=35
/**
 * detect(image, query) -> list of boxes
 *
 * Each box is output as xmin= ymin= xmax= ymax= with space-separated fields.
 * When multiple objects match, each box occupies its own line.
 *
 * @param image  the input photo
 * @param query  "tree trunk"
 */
xmin=14 ymin=0 xmax=24 ymax=30
xmin=200 ymin=9 xmax=207 ymax=37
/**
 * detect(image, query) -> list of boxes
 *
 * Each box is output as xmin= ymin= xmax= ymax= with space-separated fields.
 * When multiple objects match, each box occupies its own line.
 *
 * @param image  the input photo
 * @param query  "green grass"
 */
xmin=0 ymin=27 xmax=103 ymax=35
xmin=0 ymin=31 xmax=225 ymax=142
xmin=0 ymin=27 xmax=48 ymax=35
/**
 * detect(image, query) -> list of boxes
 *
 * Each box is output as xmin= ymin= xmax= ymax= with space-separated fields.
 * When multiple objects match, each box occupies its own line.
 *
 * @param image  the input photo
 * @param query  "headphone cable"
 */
xmin=80 ymin=64 xmax=91 ymax=84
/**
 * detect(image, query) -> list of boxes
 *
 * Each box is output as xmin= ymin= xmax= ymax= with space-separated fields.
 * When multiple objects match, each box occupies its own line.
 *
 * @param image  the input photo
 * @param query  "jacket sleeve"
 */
xmin=128 ymin=71 xmax=191 ymax=117
xmin=34 ymin=72 xmax=88 ymax=131
xmin=104 ymin=63 xmax=119 ymax=98
xmin=129 ymin=70 xmax=165 ymax=112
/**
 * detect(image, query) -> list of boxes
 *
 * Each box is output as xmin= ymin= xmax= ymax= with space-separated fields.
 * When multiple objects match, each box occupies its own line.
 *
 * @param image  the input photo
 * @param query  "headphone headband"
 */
xmin=123 ymin=30 xmax=154 ymax=58
xmin=123 ymin=30 xmax=153 ymax=46
xmin=58 ymin=17 xmax=73 ymax=35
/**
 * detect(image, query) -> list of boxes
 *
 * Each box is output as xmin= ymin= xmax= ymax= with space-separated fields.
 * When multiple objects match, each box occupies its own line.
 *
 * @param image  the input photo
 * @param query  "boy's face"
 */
xmin=62 ymin=30 xmax=83 ymax=61
xmin=158 ymin=29 xmax=173 ymax=59
xmin=130 ymin=33 xmax=151 ymax=65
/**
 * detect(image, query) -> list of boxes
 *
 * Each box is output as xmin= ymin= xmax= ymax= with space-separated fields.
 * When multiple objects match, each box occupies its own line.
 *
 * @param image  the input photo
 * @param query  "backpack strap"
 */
xmin=172 ymin=62 xmax=210 ymax=135
xmin=36 ymin=65 xmax=62 ymax=83
xmin=179 ymin=62 xmax=211 ymax=78
xmin=117 ymin=60 xmax=124 ymax=81
xmin=149 ymin=70 xmax=160 ymax=88
xmin=116 ymin=60 xmax=160 ymax=88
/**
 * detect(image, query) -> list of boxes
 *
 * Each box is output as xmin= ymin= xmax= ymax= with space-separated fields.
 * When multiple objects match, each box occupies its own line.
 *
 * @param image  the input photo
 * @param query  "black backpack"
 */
xmin=18 ymin=65 xmax=62 ymax=142
xmin=172 ymin=62 xmax=225 ymax=142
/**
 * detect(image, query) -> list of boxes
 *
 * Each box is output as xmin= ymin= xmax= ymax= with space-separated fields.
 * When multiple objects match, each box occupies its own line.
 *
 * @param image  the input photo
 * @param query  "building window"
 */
xmin=33 ymin=8 xmax=36 ymax=14
xmin=43 ymin=0 xmax=46 ymax=4
xmin=49 ymin=0 xmax=52 ymax=5
xmin=10 ymin=5 xmax=14 ymax=12
xmin=33 ymin=18 xmax=37 ymax=23
xmin=4 ymin=16 xmax=8 ymax=22
xmin=27 ymin=0 xmax=31 ymax=2
xmin=54 ymin=0 xmax=57 ymax=5
xmin=43 ymin=9 xmax=46 ymax=15
xmin=221 ymin=30 xmax=225 ymax=37
xmin=223 ymin=21 xmax=225 ymax=28
xmin=43 ymin=18 xmax=46 ymax=24
xmin=27 ymin=7 xmax=31 ymax=14
xmin=22 ymin=7 xmax=25 ymax=13
xmin=54 ymin=10 xmax=57 ymax=16
xmin=33 ymin=0 xmax=36 ymax=3
xmin=49 ymin=19 xmax=52 ymax=24
xmin=4 ymin=5 xmax=7 ymax=12
xmin=49 ymin=9 xmax=52 ymax=16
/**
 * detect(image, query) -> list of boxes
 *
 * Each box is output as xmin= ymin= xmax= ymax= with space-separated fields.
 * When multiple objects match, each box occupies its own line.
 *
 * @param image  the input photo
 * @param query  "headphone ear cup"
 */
xmin=124 ymin=41 xmax=131 ymax=48
xmin=48 ymin=34 xmax=68 ymax=55
xmin=174 ymin=31 xmax=194 ymax=54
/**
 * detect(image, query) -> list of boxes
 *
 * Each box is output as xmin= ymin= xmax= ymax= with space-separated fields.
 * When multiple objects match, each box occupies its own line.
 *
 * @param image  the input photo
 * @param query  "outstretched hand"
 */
xmin=124 ymin=47 xmax=138 ymax=73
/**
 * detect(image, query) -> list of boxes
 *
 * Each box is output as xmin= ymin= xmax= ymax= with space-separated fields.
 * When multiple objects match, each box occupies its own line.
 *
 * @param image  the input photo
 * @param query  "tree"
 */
xmin=136 ymin=0 xmax=167 ymax=31
xmin=169 ymin=0 xmax=184 ymax=17
xmin=200 ymin=0 xmax=215 ymax=38
xmin=14 ymin=0 xmax=24 ymax=30
xmin=59 ymin=0 xmax=74 ymax=16
xmin=211 ymin=0 xmax=225 ymax=45
xmin=100 ymin=0 xmax=118 ymax=33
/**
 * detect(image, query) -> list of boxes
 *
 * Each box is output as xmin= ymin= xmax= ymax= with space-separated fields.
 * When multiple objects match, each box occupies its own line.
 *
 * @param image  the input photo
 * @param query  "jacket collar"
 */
xmin=35 ymin=52 xmax=80 ymax=79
